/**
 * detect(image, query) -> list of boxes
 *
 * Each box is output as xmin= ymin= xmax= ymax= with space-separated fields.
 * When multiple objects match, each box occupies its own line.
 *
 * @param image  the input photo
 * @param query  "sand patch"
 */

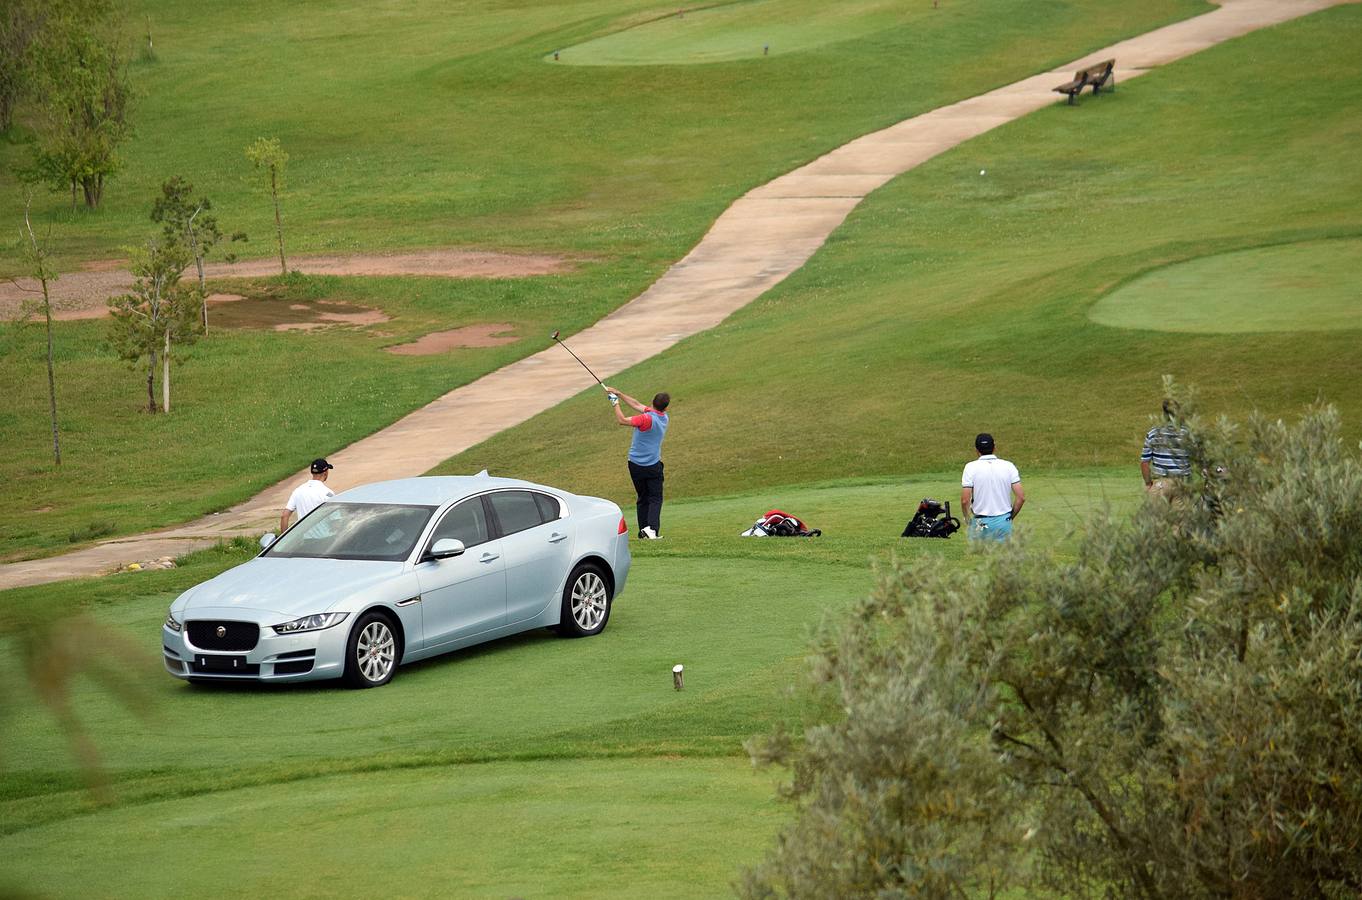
xmin=386 ymin=324 xmax=519 ymax=355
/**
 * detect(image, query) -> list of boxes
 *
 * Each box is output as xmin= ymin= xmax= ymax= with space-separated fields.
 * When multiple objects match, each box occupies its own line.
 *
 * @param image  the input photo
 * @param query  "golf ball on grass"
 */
xmin=980 ymin=169 xmax=986 ymax=175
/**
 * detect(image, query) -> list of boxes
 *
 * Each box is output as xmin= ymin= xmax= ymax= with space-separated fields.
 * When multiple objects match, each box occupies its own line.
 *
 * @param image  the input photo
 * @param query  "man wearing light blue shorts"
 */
xmin=961 ymin=433 xmax=1024 ymax=541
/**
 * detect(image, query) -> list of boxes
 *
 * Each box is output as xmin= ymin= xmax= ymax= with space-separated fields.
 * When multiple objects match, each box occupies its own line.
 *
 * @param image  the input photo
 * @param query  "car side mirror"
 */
xmin=429 ymin=538 xmax=466 ymax=560
xmin=260 ymin=533 xmax=276 ymax=550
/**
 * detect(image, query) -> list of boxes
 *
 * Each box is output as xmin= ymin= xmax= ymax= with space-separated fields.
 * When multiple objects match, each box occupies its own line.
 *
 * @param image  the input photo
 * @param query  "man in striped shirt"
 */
xmin=1141 ymin=400 xmax=1191 ymax=495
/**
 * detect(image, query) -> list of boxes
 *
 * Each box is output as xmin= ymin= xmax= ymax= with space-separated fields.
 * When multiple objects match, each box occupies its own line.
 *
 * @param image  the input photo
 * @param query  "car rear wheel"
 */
xmin=343 ymin=611 xmax=399 ymax=688
xmin=558 ymin=563 xmax=612 ymax=638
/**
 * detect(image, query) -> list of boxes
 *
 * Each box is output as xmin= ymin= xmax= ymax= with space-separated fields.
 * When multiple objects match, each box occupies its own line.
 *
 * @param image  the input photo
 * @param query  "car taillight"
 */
xmin=618 ymin=517 xmax=628 ymax=535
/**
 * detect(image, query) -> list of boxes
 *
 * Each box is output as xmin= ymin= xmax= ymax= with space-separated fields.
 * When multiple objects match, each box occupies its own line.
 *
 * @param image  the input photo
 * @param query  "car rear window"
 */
xmin=488 ymin=491 xmax=544 ymax=536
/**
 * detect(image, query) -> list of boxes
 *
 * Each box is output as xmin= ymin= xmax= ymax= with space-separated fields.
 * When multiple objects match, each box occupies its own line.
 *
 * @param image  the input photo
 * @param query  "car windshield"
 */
xmin=266 ymin=502 xmax=436 ymax=561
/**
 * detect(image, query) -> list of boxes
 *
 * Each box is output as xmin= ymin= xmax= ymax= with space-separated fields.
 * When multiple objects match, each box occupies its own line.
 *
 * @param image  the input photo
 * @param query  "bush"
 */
xmin=743 ymin=396 xmax=1362 ymax=899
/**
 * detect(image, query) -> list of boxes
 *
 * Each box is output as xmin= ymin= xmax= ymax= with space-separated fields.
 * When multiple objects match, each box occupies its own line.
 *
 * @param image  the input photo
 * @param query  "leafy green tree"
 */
xmin=745 ymin=391 xmax=1362 ymax=899
xmin=0 ymin=0 xmax=46 ymax=133
xmin=244 ymin=137 xmax=289 ymax=274
xmin=107 ymin=238 xmax=201 ymax=413
xmin=150 ymin=176 xmax=245 ymax=333
xmin=9 ymin=196 xmax=62 ymax=466
xmin=28 ymin=0 xmax=131 ymax=209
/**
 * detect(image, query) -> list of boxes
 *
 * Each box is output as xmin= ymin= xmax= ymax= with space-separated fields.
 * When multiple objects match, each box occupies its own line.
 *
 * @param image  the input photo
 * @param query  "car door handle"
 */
xmin=548 ymin=532 xmax=568 ymax=543
xmin=479 ymin=551 xmax=500 ymax=563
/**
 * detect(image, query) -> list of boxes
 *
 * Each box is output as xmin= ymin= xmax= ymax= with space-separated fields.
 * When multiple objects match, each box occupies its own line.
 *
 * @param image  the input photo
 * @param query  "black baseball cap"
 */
xmin=974 ymin=433 xmax=995 ymax=454
xmin=310 ymin=458 xmax=334 ymax=474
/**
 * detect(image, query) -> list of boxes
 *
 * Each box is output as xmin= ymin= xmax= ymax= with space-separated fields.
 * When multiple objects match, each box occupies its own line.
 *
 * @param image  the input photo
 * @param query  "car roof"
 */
xmin=331 ymin=474 xmax=561 ymax=507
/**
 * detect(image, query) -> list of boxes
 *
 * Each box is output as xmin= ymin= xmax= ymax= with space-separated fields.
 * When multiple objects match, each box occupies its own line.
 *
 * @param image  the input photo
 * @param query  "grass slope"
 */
xmin=0 ymin=0 xmax=1204 ymax=272
xmin=436 ymin=5 xmax=1362 ymax=504
xmin=0 ymin=0 xmax=1205 ymax=559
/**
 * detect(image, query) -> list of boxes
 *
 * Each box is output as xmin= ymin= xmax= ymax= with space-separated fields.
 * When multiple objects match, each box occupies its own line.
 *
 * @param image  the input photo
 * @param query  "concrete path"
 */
xmin=0 ymin=0 xmax=1345 ymax=591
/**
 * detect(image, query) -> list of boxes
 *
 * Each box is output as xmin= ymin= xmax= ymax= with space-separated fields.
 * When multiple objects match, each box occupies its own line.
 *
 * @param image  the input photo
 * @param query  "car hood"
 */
xmin=176 ymin=557 xmax=405 ymax=617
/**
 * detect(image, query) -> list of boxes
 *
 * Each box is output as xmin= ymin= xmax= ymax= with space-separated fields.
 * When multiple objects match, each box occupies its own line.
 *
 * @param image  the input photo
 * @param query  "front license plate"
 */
xmin=196 ymin=654 xmax=247 ymax=672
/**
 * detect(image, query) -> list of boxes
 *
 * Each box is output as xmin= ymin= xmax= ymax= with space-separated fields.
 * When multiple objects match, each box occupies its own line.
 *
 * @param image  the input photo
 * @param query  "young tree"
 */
xmin=29 ymin=1 xmax=131 ymax=209
xmin=107 ymin=238 xmax=201 ymax=413
xmin=150 ymin=176 xmax=245 ymax=333
xmin=8 ymin=196 xmax=63 ymax=466
xmin=745 ymin=393 xmax=1362 ymax=899
xmin=244 ymin=137 xmax=288 ymax=274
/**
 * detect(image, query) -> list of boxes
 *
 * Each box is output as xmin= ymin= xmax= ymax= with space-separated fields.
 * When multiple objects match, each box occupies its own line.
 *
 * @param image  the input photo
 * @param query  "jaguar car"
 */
xmin=162 ymin=475 xmax=631 ymax=688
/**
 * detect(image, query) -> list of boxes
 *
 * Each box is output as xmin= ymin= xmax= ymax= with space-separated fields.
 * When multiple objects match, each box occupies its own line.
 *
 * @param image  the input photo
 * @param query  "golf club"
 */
xmin=550 ymin=330 xmax=604 ymax=386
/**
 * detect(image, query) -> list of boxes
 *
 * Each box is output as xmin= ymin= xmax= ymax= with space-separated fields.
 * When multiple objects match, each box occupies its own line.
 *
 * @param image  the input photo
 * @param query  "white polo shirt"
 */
xmin=961 ymin=455 xmax=1021 ymax=517
xmin=286 ymin=479 xmax=334 ymax=523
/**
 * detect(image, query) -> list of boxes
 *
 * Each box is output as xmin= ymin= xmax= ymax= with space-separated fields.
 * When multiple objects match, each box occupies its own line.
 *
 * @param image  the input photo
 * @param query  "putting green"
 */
xmin=1088 ymin=238 xmax=1362 ymax=334
xmin=549 ymin=0 xmax=907 ymax=66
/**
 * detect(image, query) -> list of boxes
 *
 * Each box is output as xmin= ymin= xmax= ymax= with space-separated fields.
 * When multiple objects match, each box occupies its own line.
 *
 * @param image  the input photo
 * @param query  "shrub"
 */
xmin=744 ymin=396 xmax=1362 ymax=899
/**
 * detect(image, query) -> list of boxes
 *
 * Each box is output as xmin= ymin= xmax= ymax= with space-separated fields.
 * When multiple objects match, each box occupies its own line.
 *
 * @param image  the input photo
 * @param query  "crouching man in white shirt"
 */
xmin=280 ymin=458 xmax=335 ymax=533
xmin=961 ymin=433 xmax=1024 ymax=542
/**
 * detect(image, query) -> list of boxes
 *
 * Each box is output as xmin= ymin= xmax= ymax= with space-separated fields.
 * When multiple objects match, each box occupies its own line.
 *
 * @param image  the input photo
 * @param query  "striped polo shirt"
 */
xmin=1141 ymin=424 xmax=1191 ymax=476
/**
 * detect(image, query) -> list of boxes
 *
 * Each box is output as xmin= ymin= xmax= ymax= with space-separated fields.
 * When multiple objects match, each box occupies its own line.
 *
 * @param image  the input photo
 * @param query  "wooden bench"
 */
xmin=1053 ymin=59 xmax=1116 ymax=105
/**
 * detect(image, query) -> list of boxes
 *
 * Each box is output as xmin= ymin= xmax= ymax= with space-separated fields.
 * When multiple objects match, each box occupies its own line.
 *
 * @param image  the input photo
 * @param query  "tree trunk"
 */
xmin=70 ymin=179 xmax=77 ymax=212
xmin=193 ymin=243 xmax=207 ymax=332
xmin=44 ymin=283 xmax=61 ymax=465
xmin=147 ymin=348 xmax=157 ymax=413
xmin=82 ymin=174 xmax=103 ymax=209
xmin=162 ymin=331 xmax=171 ymax=413
xmin=271 ymin=167 xmax=286 ymax=274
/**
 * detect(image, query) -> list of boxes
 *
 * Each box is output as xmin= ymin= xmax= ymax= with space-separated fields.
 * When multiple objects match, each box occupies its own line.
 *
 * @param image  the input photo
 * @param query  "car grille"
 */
xmin=273 ymin=659 xmax=314 ymax=676
xmin=187 ymin=620 xmax=259 ymax=651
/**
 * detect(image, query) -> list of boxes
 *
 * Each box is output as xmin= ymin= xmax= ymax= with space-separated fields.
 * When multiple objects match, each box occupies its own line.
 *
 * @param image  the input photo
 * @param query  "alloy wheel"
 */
xmin=571 ymin=572 xmax=608 ymax=631
xmin=355 ymin=620 xmax=396 ymax=683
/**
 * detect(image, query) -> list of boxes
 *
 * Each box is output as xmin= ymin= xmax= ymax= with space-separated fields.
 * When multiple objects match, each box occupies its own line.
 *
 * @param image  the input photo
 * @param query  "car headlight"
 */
xmin=271 ymin=612 xmax=349 ymax=635
xmin=164 ymin=612 xmax=182 ymax=632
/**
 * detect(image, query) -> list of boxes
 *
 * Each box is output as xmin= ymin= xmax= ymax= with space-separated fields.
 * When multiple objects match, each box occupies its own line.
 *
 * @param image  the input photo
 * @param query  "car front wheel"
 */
xmin=343 ymin=611 xmax=399 ymax=688
xmin=559 ymin=564 xmax=612 ymax=638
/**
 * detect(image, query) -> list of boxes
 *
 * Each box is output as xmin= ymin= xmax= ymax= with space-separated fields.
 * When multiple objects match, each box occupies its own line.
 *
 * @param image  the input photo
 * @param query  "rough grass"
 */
xmin=436 ymin=5 xmax=1362 ymax=503
xmin=1088 ymin=237 xmax=1362 ymax=333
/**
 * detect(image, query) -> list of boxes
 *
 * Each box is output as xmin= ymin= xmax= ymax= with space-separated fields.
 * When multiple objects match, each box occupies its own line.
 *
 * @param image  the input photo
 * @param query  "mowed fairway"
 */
xmin=0 ymin=0 xmax=1204 ymax=560
xmin=0 ymin=473 xmax=1135 ymax=897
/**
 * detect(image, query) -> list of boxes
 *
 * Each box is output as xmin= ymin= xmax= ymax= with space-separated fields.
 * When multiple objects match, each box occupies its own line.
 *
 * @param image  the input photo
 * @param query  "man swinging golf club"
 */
xmin=602 ymin=384 xmax=670 ymax=540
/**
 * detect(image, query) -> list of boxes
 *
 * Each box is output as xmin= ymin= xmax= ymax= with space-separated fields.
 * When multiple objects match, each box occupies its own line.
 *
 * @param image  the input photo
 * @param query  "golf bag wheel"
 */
xmin=558 ymin=563 xmax=612 ymax=638
xmin=343 ymin=611 xmax=400 ymax=688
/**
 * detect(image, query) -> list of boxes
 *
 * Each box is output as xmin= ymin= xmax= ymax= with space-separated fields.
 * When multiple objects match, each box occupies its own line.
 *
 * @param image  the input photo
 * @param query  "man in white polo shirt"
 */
xmin=961 ymin=433 xmax=1024 ymax=541
xmin=279 ymin=458 xmax=335 ymax=533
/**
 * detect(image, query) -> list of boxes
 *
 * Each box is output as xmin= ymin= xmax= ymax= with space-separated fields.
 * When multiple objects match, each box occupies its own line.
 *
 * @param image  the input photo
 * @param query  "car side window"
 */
xmin=488 ymin=491 xmax=544 ymax=537
xmin=533 ymin=492 xmax=562 ymax=522
xmin=430 ymin=498 xmax=490 ymax=550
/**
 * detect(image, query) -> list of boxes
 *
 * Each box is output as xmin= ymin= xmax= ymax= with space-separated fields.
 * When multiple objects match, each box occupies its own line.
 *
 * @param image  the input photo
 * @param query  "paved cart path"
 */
xmin=0 ymin=0 xmax=1345 ymax=591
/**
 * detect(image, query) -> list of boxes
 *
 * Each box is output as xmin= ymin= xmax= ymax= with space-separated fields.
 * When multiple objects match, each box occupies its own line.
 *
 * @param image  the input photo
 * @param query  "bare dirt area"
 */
xmin=211 ymin=297 xmax=391 ymax=331
xmin=0 ymin=249 xmax=573 ymax=321
xmin=385 ymin=324 xmax=519 ymax=355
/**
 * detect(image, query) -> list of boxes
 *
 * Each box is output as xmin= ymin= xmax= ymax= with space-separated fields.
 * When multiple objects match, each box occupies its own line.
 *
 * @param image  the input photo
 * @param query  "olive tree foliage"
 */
xmin=26 ymin=0 xmax=131 ymax=210
xmin=744 ymin=395 xmax=1362 ymax=900
xmin=107 ymin=238 xmax=201 ymax=414
xmin=244 ymin=137 xmax=288 ymax=274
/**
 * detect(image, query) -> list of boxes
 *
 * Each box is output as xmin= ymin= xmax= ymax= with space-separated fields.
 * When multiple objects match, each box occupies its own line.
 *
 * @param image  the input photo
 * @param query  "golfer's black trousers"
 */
xmin=628 ymin=460 xmax=664 ymax=535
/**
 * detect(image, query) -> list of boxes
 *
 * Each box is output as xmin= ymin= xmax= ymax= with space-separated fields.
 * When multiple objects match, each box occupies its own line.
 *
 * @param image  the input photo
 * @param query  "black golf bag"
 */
xmin=901 ymin=498 xmax=961 ymax=538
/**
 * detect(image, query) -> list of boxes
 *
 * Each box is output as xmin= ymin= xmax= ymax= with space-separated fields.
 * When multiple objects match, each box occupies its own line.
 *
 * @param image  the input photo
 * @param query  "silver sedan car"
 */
xmin=162 ymin=475 xmax=631 ymax=688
